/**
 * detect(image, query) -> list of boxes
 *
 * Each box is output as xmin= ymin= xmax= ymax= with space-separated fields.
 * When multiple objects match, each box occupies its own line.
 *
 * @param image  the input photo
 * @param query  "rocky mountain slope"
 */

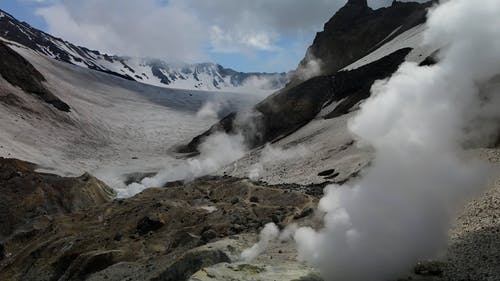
xmin=181 ymin=0 xmax=436 ymax=153
xmin=293 ymin=0 xmax=433 ymax=83
xmin=0 ymin=9 xmax=288 ymax=93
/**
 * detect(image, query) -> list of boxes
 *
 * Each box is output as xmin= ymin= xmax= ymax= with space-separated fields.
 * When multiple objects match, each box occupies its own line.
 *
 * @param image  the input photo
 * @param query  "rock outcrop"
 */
xmin=0 ymin=41 xmax=70 ymax=112
xmin=181 ymin=48 xmax=411 ymax=153
xmin=0 ymin=175 xmax=317 ymax=281
xmin=179 ymin=1 xmax=432 ymax=154
xmin=293 ymin=0 xmax=433 ymax=83
xmin=0 ymin=157 xmax=115 ymax=240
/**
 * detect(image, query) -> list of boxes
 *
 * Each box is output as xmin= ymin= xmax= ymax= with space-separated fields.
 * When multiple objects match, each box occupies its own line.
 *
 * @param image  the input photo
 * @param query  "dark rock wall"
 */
xmin=179 ymin=1 xmax=432 ymax=153
xmin=293 ymin=0 xmax=432 ymax=83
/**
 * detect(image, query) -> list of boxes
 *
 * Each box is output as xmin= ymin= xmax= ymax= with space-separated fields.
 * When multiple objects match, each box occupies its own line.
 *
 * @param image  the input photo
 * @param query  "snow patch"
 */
xmin=343 ymin=25 xmax=436 ymax=71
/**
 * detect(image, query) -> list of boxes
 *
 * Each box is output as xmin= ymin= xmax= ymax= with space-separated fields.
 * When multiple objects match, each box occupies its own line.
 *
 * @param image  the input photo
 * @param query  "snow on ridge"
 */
xmin=343 ymin=24 xmax=436 ymax=71
xmin=0 ymin=11 xmax=288 ymax=93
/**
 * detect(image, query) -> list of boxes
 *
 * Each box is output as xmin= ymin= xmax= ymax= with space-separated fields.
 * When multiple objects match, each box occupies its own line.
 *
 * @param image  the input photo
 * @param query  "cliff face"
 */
xmin=180 ymin=1 xmax=432 ymax=153
xmin=292 ymin=0 xmax=432 ymax=83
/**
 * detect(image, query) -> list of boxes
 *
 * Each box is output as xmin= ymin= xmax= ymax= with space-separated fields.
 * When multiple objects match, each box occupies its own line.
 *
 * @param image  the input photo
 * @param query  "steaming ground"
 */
xmin=218 ymin=111 xmax=373 ymax=186
xmin=0 ymin=43 xmax=257 ymax=196
xmin=221 ymin=1 xmax=500 ymax=281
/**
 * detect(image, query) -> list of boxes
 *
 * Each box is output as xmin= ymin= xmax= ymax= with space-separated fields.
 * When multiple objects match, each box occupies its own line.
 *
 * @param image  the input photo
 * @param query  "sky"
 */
xmin=1 ymin=0 xmax=428 ymax=73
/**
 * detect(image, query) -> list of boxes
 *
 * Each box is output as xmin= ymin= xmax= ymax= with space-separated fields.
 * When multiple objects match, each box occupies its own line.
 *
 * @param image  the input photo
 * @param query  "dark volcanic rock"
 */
xmin=323 ymin=47 xmax=412 ymax=119
xmin=0 ymin=243 xmax=4 ymax=260
xmin=180 ymin=1 xmax=432 ymax=154
xmin=0 ymin=41 xmax=70 ymax=112
xmin=318 ymin=169 xmax=336 ymax=177
xmin=293 ymin=0 xmax=432 ymax=82
xmin=0 ymin=157 xmax=115 ymax=239
xmin=182 ymin=48 xmax=411 ymax=153
xmin=181 ymin=76 xmax=335 ymax=152
xmin=136 ymin=215 xmax=165 ymax=235
xmin=151 ymin=250 xmax=230 ymax=281
xmin=419 ymin=50 xmax=440 ymax=67
xmin=177 ymin=112 xmax=237 ymax=154
xmin=0 ymin=176 xmax=315 ymax=281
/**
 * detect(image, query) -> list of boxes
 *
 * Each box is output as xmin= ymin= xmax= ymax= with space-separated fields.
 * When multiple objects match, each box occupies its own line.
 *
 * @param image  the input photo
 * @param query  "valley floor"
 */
xmin=0 ymin=44 xmax=255 ymax=194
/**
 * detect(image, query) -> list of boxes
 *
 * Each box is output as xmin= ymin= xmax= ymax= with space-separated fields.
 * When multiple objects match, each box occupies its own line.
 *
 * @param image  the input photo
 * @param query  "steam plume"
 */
xmin=248 ymin=143 xmax=309 ymax=180
xmin=241 ymin=223 xmax=279 ymax=261
xmin=295 ymin=53 xmax=322 ymax=81
xmin=119 ymin=132 xmax=246 ymax=197
xmin=294 ymin=1 xmax=500 ymax=280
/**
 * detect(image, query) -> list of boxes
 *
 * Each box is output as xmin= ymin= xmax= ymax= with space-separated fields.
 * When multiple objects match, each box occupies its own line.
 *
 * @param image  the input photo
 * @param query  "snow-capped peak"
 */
xmin=0 ymin=9 xmax=289 ymax=93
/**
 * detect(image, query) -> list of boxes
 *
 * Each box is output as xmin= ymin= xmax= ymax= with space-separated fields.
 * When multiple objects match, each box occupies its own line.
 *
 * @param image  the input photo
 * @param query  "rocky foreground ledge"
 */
xmin=1 ymin=150 xmax=499 ymax=281
xmin=0 ymin=163 xmax=319 ymax=281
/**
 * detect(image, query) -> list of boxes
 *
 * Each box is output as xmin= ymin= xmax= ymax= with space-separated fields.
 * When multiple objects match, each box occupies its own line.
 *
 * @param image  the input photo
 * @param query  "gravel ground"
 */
xmin=406 ymin=149 xmax=500 ymax=281
xmin=441 ymin=149 xmax=500 ymax=281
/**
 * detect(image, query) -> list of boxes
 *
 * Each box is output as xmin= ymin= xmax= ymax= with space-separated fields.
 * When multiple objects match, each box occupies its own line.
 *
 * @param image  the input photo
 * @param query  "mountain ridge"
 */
xmin=181 ymin=0 xmax=435 ymax=153
xmin=0 ymin=9 xmax=289 ymax=93
xmin=291 ymin=0 xmax=433 ymax=84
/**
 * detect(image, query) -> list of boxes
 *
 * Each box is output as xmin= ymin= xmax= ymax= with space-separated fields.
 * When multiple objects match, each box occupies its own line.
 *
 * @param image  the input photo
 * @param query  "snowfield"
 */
xmin=0 ymin=43 xmax=257 ymax=192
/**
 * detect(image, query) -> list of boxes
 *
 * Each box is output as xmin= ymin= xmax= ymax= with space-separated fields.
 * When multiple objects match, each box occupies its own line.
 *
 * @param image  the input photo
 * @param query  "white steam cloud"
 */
xmin=196 ymin=101 xmax=227 ymax=120
xmin=237 ymin=74 xmax=289 ymax=96
xmin=240 ymin=223 xmax=298 ymax=261
xmin=119 ymin=132 xmax=246 ymax=197
xmin=295 ymin=53 xmax=323 ymax=81
xmin=241 ymin=223 xmax=280 ymax=261
xmin=249 ymin=144 xmax=309 ymax=181
xmin=294 ymin=1 xmax=500 ymax=280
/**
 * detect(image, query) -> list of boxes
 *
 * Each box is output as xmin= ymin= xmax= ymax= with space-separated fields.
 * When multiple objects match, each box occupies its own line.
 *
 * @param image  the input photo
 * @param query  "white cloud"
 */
xmin=31 ymin=0 xmax=430 ymax=66
xmin=36 ymin=0 xmax=206 ymax=62
xmin=209 ymin=25 xmax=279 ymax=53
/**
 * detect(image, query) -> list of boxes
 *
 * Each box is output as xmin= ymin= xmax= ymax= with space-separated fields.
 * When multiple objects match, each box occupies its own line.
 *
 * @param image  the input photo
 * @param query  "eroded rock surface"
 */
xmin=0 ymin=175 xmax=316 ymax=281
xmin=0 ymin=157 xmax=115 ymax=240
